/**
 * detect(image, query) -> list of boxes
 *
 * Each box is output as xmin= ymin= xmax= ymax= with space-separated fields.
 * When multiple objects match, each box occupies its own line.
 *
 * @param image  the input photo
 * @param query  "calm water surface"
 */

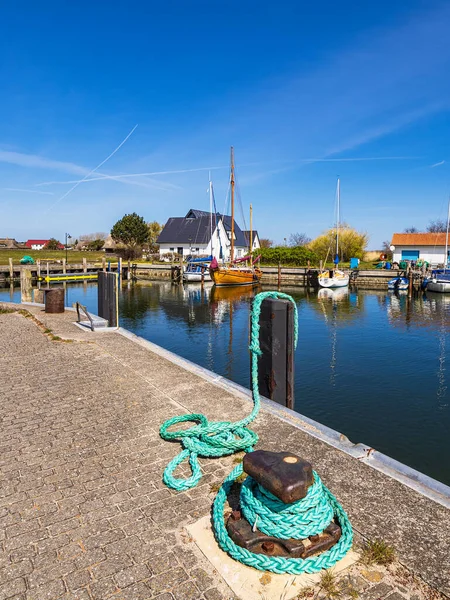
xmin=2 ymin=281 xmax=449 ymax=485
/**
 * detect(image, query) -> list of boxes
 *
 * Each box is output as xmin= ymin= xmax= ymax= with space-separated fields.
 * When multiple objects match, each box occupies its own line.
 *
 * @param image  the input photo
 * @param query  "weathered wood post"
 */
xmin=97 ymin=271 xmax=119 ymax=327
xmin=127 ymin=260 xmax=131 ymax=281
xmin=62 ymin=258 xmax=66 ymax=275
xmin=83 ymin=257 xmax=87 ymax=273
xmin=20 ymin=268 xmax=32 ymax=303
xmin=36 ymin=259 xmax=41 ymax=281
xmin=102 ymin=257 xmax=106 ymax=272
xmin=118 ymin=257 xmax=122 ymax=279
xmin=252 ymin=296 xmax=295 ymax=409
xmin=8 ymin=258 xmax=13 ymax=281
xmin=277 ymin=262 xmax=281 ymax=289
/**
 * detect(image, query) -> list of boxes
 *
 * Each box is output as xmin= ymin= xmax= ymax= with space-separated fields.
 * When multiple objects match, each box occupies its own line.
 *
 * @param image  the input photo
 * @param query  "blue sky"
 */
xmin=1 ymin=0 xmax=450 ymax=247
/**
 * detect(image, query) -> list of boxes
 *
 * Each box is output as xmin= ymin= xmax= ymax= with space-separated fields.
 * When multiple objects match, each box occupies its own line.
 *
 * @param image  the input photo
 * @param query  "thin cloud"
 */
xmin=4 ymin=187 xmax=55 ymax=196
xmin=431 ymin=160 xmax=445 ymax=168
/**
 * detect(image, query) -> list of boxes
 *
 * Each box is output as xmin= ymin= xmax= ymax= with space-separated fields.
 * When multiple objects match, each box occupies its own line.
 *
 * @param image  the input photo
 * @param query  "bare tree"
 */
xmin=404 ymin=226 xmax=418 ymax=233
xmin=427 ymin=219 xmax=447 ymax=233
xmin=259 ymin=238 xmax=273 ymax=248
xmin=289 ymin=232 xmax=311 ymax=246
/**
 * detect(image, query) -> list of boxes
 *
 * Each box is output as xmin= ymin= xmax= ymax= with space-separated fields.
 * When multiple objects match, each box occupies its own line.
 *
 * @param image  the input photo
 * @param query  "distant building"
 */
xmin=391 ymin=233 xmax=450 ymax=265
xmin=0 ymin=238 xmax=25 ymax=249
xmin=25 ymin=239 xmax=64 ymax=250
xmin=157 ymin=209 xmax=255 ymax=260
xmin=242 ymin=230 xmax=260 ymax=253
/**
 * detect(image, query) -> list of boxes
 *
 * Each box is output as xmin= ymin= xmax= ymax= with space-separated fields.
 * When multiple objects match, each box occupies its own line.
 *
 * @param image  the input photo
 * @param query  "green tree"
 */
xmin=147 ymin=221 xmax=163 ymax=253
xmin=111 ymin=213 xmax=149 ymax=259
xmin=87 ymin=239 xmax=105 ymax=251
xmin=309 ymin=225 xmax=368 ymax=262
xmin=45 ymin=238 xmax=61 ymax=250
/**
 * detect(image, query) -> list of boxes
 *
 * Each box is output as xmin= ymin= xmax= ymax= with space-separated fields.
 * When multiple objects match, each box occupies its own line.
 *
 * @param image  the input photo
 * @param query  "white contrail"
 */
xmin=4 ymin=187 xmax=55 ymax=196
xmin=43 ymin=124 xmax=138 ymax=213
xmin=36 ymin=156 xmax=414 ymax=187
xmin=431 ymin=160 xmax=445 ymax=168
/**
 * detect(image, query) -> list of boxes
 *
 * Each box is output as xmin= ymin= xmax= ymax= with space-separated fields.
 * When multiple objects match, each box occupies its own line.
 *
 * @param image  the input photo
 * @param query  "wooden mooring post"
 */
xmin=20 ymin=269 xmax=32 ymax=303
xmin=8 ymin=258 xmax=13 ymax=281
xmin=97 ymin=272 xmax=119 ymax=327
xmin=83 ymin=257 xmax=87 ymax=273
xmin=252 ymin=296 xmax=295 ymax=409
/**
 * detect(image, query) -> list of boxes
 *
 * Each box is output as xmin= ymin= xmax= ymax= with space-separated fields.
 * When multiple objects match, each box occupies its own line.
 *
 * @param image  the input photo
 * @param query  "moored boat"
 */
xmin=209 ymin=147 xmax=262 ymax=287
xmin=318 ymin=179 xmax=349 ymax=289
xmin=388 ymin=276 xmax=409 ymax=291
xmin=183 ymin=256 xmax=212 ymax=282
xmin=425 ymin=198 xmax=450 ymax=293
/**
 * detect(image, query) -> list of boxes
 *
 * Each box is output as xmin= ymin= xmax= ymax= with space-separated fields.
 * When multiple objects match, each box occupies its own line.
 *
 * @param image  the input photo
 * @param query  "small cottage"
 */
xmin=157 ymin=209 xmax=259 ymax=260
xmin=391 ymin=233 xmax=450 ymax=266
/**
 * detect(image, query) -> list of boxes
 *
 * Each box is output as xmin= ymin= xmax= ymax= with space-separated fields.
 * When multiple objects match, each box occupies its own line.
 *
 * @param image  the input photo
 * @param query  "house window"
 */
xmin=170 ymin=248 xmax=174 ymax=251
xmin=195 ymin=248 xmax=199 ymax=252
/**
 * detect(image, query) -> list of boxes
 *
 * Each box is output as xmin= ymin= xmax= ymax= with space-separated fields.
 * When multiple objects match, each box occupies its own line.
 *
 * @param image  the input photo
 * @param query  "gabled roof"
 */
xmin=157 ymin=209 xmax=248 ymax=247
xmin=391 ymin=233 xmax=448 ymax=246
xmin=0 ymin=238 xmax=21 ymax=248
xmin=25 ymin=239 xmax=64 ymax=249
xmin=242 ymin=230 xmax=259 ymax=241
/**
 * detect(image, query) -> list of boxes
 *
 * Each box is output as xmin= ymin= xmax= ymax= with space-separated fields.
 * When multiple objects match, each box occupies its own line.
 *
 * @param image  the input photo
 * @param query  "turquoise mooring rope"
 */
xmin=160 ymin=291 xmax=353 ymax=573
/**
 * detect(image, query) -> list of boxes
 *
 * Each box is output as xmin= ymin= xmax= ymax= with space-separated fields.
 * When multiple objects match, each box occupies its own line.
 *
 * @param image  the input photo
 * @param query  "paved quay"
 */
xmin=0 ymin=303 xmax=449 ymax=600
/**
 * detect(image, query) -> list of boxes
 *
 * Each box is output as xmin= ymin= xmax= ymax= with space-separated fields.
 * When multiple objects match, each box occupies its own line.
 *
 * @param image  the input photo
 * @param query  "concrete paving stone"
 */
xmin=361 ymin=582 xmax=394 ymax=600
xmin=27 ymin=578 xmax=66 ymax=600
xmin=89 ymin=576 xmax=120 ymax=599
xmin=113 ymin=564 xmax=151 ymax=588
xmin=65 ymin=568 xmax=92 ymax=591
xmin=0 ymin=558 xmax=33 ymax=581
xmin=0 ymin=577 xmax=27 ymax=600
xmin=74 ymin=548 xmax=106 ymax=571
xmin=384 ymin=594 xmax=407 ymax=600
xmin=172 ymin=581 xmax=201 ymax=600
xmin=147 ymin=552 xmax=178 ymax=575
xmin=152 ymin=595 xmax=174 ymax=600
xmin=149 ymin=567 xmax=190 ymax=595
xmin=189 ymin=568 xmax=214 ymax=592
xmin=203 ymin=590 xmax=224 ymax=600
xmin=90 ymin=555 xmax=134 ymax=581
xmin=114 ymin=582 xmax=152 ymax=600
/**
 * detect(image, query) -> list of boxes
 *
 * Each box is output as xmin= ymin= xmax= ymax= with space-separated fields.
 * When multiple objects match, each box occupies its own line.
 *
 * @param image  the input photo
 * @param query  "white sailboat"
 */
xmin=318 ymin=179 xmax=349 ymax=289
xmin=426 ymin=197 xmax=450 ymax=293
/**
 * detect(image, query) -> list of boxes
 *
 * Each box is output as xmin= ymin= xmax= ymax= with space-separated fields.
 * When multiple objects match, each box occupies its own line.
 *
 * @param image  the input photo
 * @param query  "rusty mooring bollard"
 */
xmin=226 ymin=450 xmax=342 ymax=559
xmin=44 ymin=288 xmax=65 ymax=313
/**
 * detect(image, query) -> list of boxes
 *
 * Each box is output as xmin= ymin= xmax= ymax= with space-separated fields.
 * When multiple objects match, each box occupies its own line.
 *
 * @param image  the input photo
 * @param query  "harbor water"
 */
xmin=1 ymin=280 xmax=449 ymax=486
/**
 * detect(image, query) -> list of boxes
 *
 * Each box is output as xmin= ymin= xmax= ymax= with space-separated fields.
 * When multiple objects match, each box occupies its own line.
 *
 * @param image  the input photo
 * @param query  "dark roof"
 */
xmin=157 ymin=209 xmax=248 ymax=247
xmin=242 ymin=230 xmax=259 ymax=241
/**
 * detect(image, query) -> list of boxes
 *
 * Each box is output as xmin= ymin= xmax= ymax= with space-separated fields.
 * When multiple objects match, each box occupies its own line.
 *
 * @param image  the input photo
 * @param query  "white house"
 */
xmin=242 ymin=230 xmax=260 ymax=253
xmin=157 ymin=209 xmax=260 ymax=260
xmin=391 ymin=233 xmax=450 ymax=266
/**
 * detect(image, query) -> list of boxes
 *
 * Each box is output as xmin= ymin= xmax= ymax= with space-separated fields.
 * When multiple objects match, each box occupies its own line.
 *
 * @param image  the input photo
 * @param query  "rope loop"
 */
xmin=160 ymin=291 xmax=298 ymax=491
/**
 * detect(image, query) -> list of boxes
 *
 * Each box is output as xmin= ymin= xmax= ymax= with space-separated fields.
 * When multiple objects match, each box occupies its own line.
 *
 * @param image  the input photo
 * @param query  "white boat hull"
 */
xmin=427 ymin=280 xmax=450 ymax=293
xmin=183 ymin=271 xmax=211 ymax=282
xmin=318 ymin=276 xmax=349 ymax=288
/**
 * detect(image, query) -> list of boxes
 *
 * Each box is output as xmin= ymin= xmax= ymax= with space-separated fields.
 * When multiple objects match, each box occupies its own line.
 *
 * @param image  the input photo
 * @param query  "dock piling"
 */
xmin=253 ymin=297 xmax=295 ymax=409
xmin=97 ymin=271 xmax=119 ymax=327
xmin=20 ymin=269 xmax=32 ymax=303
xmin=8 ymin=258 xmax=13 ymax=281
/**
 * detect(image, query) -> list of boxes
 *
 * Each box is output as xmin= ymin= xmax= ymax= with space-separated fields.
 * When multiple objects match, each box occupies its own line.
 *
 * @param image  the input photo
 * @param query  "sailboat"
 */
xmin=426 ymin=198 xmax=450 ymax=293
xmin=318 ymin=179 xmax=349 ymax=289
xmin=209 ymin=147 xmax=262 ymax=287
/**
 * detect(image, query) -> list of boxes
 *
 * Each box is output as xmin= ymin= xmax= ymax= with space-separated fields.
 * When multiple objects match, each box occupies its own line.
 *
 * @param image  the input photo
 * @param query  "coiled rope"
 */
xmin=160 ymin=290 xmax=353 ymax=573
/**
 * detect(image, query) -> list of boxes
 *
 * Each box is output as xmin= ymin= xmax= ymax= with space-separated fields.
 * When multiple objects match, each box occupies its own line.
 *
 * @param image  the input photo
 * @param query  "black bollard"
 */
xmin=98 ymin=271 xmax=119 ymax=327
xmin=252 ymin=297 xmax=295 ymax=409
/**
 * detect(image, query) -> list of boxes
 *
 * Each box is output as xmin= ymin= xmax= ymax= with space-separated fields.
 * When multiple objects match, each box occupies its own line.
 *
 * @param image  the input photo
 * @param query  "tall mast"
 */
xmin=445 ymin=196 xmax=450 ymax=271
xmin=250 ymin=203 xmax=253 ymax=256
xmin=336 ymin=178 xmax=340 ymax=261
xmin=209 ymin=171 xmax=213 ymax=257
xmin=230 ymin=146 xmax=235 ymax=262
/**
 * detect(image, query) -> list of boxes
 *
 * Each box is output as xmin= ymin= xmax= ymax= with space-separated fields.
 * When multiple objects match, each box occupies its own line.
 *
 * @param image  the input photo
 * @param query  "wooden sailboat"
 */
xmin=210 ymin=147 xmax=262 ymax=287
xmin=318 ymin=178 xmax=349 ymax=289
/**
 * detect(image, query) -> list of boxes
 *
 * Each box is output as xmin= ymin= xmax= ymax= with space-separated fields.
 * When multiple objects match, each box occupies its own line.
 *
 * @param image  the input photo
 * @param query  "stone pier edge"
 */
xmin=116 ymin=326 xmax=450 ymax=510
